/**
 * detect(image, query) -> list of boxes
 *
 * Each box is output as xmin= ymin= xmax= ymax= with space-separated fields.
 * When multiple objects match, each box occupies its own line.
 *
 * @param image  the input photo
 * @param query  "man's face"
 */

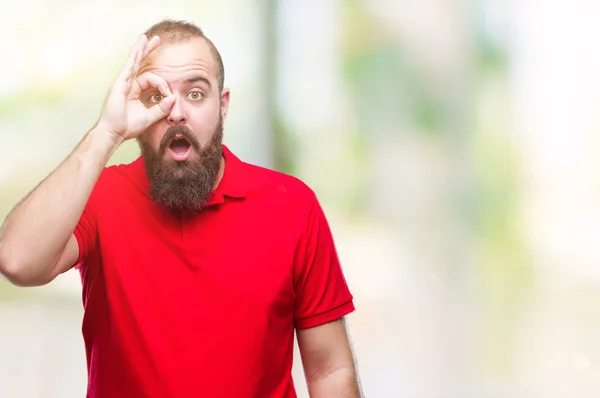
xmin=135 ymin=37 xmax=230 ymax=213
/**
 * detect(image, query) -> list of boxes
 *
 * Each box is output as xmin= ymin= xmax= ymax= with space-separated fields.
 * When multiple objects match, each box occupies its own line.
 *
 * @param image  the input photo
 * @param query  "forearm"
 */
xmin=0 ymin=126 xmax=120 ymax=283
xmin=306 ymin=366 xmax=362 ymax=398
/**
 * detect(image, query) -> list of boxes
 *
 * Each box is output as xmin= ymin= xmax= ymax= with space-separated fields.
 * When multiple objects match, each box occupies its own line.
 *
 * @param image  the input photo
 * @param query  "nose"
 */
xmin=167 ymin=96 xmax=187 ymax=125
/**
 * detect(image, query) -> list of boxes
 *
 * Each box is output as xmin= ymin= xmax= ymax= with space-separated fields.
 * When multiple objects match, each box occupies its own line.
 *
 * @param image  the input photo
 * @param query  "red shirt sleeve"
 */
xmin=73 ymin=190 xmax=98 ymax=267
xmin=293 ymin=194 xmax=355 ymax=330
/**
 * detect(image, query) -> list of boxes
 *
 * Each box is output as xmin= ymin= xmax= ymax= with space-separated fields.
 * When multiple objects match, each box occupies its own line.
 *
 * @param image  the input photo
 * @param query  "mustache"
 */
xmin=159 ymin=125 xmax=201 ymax=155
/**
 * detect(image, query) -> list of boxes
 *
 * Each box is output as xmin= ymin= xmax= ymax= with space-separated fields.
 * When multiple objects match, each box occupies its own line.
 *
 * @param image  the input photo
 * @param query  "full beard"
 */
xmin=137 ymin=117 xmax=224 ymax=214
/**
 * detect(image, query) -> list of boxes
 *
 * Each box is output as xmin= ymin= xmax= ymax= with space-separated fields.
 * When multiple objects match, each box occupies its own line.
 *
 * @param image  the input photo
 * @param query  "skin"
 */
xmin=0 ymin=33 xmax=362 ymax=397
xmin=299 ymin=318 xmax=363 ymax=397
xmin=136 ymin=36 xmax=229 ymax=172
xmin=0 ymin=34 xmax=174 ymax=287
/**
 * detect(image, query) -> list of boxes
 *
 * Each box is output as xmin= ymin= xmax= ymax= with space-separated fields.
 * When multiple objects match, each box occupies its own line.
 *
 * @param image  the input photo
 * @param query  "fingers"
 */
xmin=143 ymin=35 xmax=161 ymax=59
xmin=129 ymin=71 xmax=172 ymax=100
xmin=137 ymin=72 xmax=172 ymax=96
xmin=131 ymin=35 xmax=148 ymax=78
xmin=114 ymin=34 xmax=163 ymax=95
xmin=117 ymin=35 xmax=146 ymax=84
xmin=147 ymin=95 xmax=176 ymax=124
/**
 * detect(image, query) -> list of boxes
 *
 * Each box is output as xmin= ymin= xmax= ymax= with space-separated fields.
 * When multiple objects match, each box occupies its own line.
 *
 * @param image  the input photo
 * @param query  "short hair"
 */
xmin=143 ymin=19 xmax=225 ymax=92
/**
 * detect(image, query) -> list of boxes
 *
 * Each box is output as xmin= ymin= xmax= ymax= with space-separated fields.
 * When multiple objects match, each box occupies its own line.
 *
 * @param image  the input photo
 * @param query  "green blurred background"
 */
xmin=2 ymin=0 xmax=600 ymax=397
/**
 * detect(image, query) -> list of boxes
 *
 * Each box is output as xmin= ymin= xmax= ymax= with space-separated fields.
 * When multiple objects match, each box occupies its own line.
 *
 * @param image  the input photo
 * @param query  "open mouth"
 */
xmin=167 ymin=135 xmax=192 ymax=161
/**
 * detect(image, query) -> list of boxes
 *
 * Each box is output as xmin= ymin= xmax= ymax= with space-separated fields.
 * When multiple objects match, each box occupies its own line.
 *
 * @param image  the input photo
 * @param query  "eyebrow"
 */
xmin=185 ymin=76 xmax=211 ymax=88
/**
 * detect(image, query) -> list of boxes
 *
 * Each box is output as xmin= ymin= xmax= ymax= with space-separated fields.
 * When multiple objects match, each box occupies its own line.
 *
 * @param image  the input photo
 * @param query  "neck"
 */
xmin=213 ymin=156 xmax=226 ymax=191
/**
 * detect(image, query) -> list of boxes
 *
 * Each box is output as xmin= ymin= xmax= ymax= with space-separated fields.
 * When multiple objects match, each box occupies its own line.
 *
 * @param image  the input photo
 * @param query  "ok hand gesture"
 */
xmin=97 ymin=34 xmax=175 ymax=142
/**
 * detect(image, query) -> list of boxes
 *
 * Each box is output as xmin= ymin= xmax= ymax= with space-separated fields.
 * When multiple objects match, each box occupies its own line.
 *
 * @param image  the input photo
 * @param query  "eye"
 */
xmin=149 ymin=94 xmax=163 ymax=103
xmin=188 ymin=91 xmax=203 ymax=100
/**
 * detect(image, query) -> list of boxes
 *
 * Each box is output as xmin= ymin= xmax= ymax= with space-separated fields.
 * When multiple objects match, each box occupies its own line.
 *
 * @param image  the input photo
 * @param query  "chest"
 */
xmin=93 ymin=199 xmax=300 ymax=320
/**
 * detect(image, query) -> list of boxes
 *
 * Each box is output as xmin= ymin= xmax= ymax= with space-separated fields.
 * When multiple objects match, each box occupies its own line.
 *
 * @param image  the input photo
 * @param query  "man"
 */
xmin=0 ymin=19 xmax=361 ymax=398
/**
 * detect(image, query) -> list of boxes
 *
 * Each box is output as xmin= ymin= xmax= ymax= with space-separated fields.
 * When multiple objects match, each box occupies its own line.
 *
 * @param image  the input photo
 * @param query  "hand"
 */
xmin=96 ymin=35 xmax=176 ymax=142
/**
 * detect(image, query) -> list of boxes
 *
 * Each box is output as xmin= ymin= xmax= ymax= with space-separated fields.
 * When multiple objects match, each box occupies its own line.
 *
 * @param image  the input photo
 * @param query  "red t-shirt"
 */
xmin=73 ymin=145 xmax=355 ymax=398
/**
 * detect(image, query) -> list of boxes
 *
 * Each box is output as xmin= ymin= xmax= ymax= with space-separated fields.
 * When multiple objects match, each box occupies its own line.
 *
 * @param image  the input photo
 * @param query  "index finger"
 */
xmin=129 ymin=71 xmax=172 ymax=100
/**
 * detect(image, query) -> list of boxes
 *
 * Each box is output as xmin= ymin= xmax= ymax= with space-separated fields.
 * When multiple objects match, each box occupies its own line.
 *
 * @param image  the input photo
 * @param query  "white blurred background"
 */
xmin=2 ymin=0 xmax=600 ymax=397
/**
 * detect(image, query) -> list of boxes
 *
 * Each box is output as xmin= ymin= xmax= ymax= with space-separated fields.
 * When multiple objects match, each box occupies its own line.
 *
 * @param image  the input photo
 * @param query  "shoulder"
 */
xmin=92 ymin=157 xmax=147 ymax=199
xmin=241 ymin=161 xmax=318 ymax=207
xmin=100 ymin=157 xmax=144 ymax=182
xmin=101 ymin=157 xmax=143 ymax=178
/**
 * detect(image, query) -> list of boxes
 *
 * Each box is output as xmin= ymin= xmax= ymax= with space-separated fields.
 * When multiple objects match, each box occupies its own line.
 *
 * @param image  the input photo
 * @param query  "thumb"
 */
xmin=147 ymin=94 xmax=176 ymax=124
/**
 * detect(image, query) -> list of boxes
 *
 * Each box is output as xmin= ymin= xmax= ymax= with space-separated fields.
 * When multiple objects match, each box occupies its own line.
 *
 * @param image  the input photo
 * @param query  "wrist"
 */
xmin=90 ymin=125 xmax=125 ymax=148
xmin=72 ymin=126 xmax=123 ymax=170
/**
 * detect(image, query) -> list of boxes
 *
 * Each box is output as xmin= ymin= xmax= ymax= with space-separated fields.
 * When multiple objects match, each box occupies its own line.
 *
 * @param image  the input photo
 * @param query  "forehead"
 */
xmin=138 ymin=37 xmax=217 ymax=85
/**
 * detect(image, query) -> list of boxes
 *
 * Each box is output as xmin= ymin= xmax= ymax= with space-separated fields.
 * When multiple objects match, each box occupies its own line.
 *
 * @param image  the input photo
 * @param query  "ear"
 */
xmin=220 ymin=88 xmax=230 ymax=120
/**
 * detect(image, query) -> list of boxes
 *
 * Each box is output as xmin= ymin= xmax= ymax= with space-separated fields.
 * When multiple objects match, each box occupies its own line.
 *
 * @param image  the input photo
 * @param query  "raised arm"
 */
xmin=0 ymin=34 xmax=175 ymax=286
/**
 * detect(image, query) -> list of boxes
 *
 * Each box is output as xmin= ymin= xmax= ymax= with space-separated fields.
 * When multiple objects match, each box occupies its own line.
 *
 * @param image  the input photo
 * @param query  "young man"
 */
xmin=0 ymin=20 xmax=360 ymax=397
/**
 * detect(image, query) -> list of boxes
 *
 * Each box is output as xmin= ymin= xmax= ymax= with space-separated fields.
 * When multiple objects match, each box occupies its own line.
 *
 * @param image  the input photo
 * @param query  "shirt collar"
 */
xmin=213 ymin=144 xmax=247 ymax=200
xmin=132 ymin=144 xmax=247 ymax=206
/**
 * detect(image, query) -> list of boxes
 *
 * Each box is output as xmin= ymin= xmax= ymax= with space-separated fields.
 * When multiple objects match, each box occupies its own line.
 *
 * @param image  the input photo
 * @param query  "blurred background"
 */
xmin=1 ymin=0 xmax=600 ymax=397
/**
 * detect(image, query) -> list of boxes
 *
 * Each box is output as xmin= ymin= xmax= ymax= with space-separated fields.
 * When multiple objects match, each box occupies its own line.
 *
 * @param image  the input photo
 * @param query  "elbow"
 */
xmin=0 ymin=248 xmax=53 ymax=287
xmin=0 ymin=253 xmax=25 ymax=286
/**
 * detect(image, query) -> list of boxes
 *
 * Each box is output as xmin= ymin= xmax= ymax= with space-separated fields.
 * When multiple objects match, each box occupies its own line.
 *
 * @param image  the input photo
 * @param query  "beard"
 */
xmin=137 ymin=116 xmax=224 ymax=214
